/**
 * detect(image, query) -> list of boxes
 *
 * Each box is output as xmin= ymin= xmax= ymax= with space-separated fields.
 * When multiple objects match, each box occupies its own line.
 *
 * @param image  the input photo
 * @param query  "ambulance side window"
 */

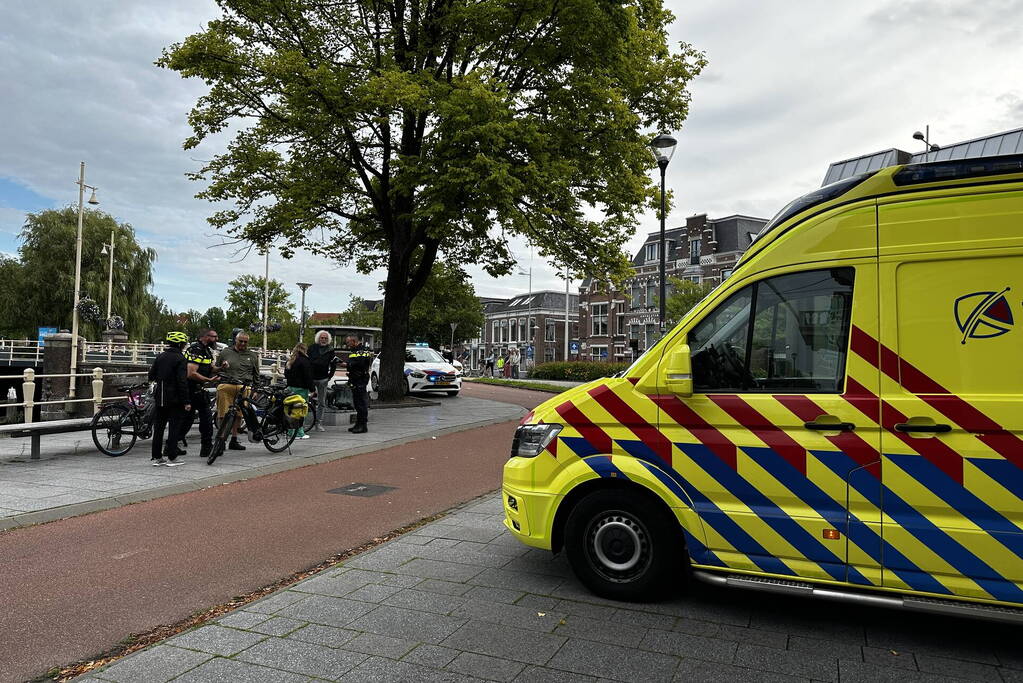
xmin=690 ymin=268 xmax=855 ymax=393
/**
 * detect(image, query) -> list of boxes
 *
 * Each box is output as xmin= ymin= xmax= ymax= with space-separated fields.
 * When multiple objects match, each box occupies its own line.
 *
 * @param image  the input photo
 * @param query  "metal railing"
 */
xmin=3 ymin=367 xmax=148 ymax=424
xmin=0 ymin=338 xmax=290 ymax=371
xmin=0 ymin=339 xmax=44 ymax=364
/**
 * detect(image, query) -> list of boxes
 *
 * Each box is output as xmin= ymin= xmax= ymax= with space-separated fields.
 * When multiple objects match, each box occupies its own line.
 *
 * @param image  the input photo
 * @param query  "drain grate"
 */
xmin=327 ymin=483 xmax=397 ymax=497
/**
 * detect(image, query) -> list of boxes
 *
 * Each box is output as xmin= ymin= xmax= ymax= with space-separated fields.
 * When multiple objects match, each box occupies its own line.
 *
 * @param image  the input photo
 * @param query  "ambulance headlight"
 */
xmin=511 ymin=424 xmax=562 ymax=458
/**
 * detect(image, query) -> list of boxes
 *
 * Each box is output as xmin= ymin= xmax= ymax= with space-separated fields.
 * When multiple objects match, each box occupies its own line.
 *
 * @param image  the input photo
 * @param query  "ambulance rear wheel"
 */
xmin=564 ymin=489 xmax=684 ymax=601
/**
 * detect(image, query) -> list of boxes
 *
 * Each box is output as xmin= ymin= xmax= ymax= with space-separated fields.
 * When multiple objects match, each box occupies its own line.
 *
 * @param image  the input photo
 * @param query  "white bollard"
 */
xmin=271 ymin=362 xmax=282 ymax=385
xmin=22 ymin=368 xmax=35 ymax=423
xmin=92 ymin=367 xmax=105 ymax=414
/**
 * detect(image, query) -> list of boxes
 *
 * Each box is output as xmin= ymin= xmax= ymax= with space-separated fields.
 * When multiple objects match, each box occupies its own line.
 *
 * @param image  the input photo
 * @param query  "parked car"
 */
xmin=370 ymin=344 xmax=461 ymax=397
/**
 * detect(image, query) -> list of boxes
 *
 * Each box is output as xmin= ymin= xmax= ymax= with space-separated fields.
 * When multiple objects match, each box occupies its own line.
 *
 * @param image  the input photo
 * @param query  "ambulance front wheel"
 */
xmin=564 ymin=489 xmax=686 ymax=601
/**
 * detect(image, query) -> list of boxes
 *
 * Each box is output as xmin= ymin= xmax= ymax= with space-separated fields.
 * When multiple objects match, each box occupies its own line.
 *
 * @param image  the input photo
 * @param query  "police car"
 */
xmin=369 ymin=343 xmax=461 ymax=396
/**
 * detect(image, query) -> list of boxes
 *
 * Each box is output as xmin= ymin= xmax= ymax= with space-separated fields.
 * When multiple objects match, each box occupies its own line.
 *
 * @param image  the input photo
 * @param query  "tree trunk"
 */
xmin=378 ymin=255 xmax=412 ymax=402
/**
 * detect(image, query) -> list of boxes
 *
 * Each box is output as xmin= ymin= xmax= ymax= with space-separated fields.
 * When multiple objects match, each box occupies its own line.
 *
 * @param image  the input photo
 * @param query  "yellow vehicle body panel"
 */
xmin=504 ymin=162 xmax=1023 ymax=608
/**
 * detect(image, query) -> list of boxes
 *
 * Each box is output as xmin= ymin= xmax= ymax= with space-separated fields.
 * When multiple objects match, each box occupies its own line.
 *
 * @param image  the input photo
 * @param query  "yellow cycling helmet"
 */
xmin=166 ymin=331 xmax=188 ymax=344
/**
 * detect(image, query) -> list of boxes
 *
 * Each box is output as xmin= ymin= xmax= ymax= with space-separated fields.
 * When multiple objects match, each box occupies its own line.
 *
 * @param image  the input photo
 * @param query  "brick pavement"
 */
xmin=78 ymin=494 xmax=1023 ymax=683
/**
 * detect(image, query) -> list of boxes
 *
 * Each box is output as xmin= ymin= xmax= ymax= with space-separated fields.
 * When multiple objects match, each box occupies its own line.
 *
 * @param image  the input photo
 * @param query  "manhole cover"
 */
xmin=327 ymin=483 xmax=397 ymax=497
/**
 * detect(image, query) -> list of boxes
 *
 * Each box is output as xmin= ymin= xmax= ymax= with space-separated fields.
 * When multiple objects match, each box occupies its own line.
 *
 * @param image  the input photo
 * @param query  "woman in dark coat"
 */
xmin=285 ymin=343 xmax=315 ymax=439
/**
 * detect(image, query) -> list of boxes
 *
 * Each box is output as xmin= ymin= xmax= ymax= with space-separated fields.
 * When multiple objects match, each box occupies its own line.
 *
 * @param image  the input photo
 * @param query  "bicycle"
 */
xmin=206 ymin=378 xmax=303 ymax=465
xmin=91 ymin=382 xmax=155 ymax=456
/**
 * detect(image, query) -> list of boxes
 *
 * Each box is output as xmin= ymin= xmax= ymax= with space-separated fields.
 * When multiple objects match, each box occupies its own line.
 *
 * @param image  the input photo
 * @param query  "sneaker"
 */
xmin=229 ymin=439 xmax=247 ymax=451
xmin=298 ymin=434 xmax=310 ymax=440
xmin=314 ymin=424 xmax=326 ymax=432
xmin=151 ymin=458 xmax=167 ymax=466
xmin=165 ymin=459 xmax=184 ymax=467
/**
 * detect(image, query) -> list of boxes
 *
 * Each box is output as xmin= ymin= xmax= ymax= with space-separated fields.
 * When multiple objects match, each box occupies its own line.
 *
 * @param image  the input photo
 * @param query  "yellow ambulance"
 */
xmin=503 ymin=154 xmax=1023 ymax=622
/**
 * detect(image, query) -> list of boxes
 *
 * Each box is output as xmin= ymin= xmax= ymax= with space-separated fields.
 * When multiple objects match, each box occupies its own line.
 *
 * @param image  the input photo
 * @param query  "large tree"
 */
xmin=225 ymin=274 xmax=295 ymax=331
xmin=4 ymin=207 xmax=157 ymax=340
xmin=408 ymin=262 xmax=482 ymax=348
xmin=664 ymin=277 xmax=714 ymax=328
xmin=159 ymin=0 xmax=705 ymax=399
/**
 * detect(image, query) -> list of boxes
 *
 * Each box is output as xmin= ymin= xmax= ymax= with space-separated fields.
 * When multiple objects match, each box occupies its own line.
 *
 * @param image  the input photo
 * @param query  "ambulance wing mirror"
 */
xmin=664 ymin=344 xmax=693 ymax=396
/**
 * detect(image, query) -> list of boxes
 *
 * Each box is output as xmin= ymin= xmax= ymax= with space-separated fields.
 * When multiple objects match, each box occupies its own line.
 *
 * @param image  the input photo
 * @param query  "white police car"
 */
xmin=369 ymin=344 xmax=461 ymax=397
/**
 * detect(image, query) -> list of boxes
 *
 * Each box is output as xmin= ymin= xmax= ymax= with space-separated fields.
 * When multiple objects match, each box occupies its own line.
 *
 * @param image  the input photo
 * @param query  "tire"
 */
xmin=91 ymin=404 xmax=138 ymax=457
xmin=563 ymin=489 xmax=686 ymax=601
xmin=263 ymin=423 xmax=298 ymax=453
xmin=208 ymin=409 xmax=234 ymax=464
xmin=206 ymin=439 xmax=225 ymax=465
xmin=302 ymin=400 xmax=318 ymax=432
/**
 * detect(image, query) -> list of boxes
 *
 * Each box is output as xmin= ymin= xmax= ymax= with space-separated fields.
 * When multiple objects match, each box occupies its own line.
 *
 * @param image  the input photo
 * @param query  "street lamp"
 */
xmin=517 ymin=262 xmax=533 ymax=368
xmin=649 ymin=133 xmax=677 ymax=333
xmin=912 ymin=127 xmax=941 ymax=162
xmin=450 ymin=321 xmax=459 ymax=356
xmin=69 ymin=161 xmax=99 ymax=398
xmin=100 ymin=230 xmax=115 ymax=325
xmin=296 ymin=282 xmax=312 ymax=344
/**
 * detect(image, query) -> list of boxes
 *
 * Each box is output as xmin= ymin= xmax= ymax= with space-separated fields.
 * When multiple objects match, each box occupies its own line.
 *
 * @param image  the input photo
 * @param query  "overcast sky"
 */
xmin=2 ymin=0 xmax=1021 ymax=318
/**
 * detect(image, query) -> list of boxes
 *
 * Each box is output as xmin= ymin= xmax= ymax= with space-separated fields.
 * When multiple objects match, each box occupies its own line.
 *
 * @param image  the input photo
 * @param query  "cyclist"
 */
xmin=343 ymin=334 xmax=372 ymax=433
xmin=216 ymin=331 xmax=260 ymax=450
xmin=148 ymin=331 xmax=191 ymax=466
xmin=182 ymin=328 xmax=224 ymax=459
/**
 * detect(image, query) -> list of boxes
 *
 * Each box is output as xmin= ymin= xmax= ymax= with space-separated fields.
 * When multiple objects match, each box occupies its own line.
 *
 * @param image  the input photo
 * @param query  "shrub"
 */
xmin=530 ymin=361 xmax=630 ymax=382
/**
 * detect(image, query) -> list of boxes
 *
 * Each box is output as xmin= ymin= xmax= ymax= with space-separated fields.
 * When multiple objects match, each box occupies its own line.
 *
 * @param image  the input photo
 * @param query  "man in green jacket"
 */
xmin=216 ymin=332 xmax=261 ymax=450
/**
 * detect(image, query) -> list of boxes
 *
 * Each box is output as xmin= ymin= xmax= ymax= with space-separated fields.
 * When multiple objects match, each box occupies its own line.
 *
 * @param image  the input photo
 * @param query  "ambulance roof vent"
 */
xmin=893 ymin=153 xmax=1023 ymax=187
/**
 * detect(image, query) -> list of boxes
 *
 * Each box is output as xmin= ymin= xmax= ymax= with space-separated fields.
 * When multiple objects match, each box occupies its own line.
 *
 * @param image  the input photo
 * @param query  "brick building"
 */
xmin=476 ymin=291 xmax=579 ymax=368
xmin=578 ymin=213 xmax=767 ymax=362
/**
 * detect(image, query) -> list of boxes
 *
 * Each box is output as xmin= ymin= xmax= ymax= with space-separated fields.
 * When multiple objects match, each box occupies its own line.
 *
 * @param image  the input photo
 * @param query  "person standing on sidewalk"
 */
xmin=285 ymin=342 xmax=314 ymax=440
xmin=148 ymin=331 xmax=191 ymax=466
xmin=344 ymin=334 xmax=372 ymax=433
xmin=216 ymin=332 xmax=260 ymax=451
xmin=182 ymin=329 xmax=224 ymax=459
xmin=509 ymin=346 xmax=521 ymax=379
xmin=308 ymin=330 xmax=335 ymax=432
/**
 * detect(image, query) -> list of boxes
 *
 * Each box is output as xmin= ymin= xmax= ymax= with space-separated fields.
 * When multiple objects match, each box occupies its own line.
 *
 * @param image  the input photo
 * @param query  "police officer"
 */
xmin=344 ymin=334 xmax=372 ymax=433
xmin=182 ymin=328 xmax=224 ymax=459
xmin=149 ymin=331 xmax=191 ymax=466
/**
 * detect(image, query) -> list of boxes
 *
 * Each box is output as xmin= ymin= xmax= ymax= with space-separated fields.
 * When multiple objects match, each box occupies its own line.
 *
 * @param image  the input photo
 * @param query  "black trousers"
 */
xmin=152 ymin=404 xmax=186 ymax=460
xmin=351 ymin=384 xmax=369 ymax=425
xmin=181 ymin=391 xmax=214 ymax=447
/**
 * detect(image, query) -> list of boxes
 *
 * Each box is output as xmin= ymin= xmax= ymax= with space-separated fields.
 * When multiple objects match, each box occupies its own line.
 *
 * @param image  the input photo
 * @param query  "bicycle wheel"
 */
xmin=263 ymin=417 xmax=298 ymax=453
xmin=91 ymin=404 xmax=138 ymax=457
xmin=302 ymin=399 xmax=318 ymax=432
xmin=208 ymin=410 xmax=234 ymax=465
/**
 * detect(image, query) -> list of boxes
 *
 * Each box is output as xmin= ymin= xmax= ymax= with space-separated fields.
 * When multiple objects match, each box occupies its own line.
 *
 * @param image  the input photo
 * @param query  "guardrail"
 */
xmin=0 ymin=338 xmax=290 ymax=371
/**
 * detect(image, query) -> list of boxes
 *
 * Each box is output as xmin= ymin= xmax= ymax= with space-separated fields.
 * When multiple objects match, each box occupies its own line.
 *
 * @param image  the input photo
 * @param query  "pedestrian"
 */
xmin=285 ymin=342 xmax=314 ymax=440
xmin=495 ymin=352 xmax=505 ymax=377
xmin=308 ymin=330 xmax=335 ymax=432
xmin=216 ymin=331 xmax=261 ymax=451
xmin=509 ymin=346 xmax=521 ymax=379
xmin=182 ymin=328 xmax=225 ymax=459
xmin=485 ymin=352 xmax=495 ymax=377
xmin=148 ymin=331 xmax=191 ymax=466
xmin=343 ymin=334 xmax=372 ymax=433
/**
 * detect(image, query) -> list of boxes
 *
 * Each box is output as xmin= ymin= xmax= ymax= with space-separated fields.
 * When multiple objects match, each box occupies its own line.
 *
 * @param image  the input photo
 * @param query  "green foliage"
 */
xmin=138 ymin=294 xmax=180 ymax=343
xmin=225 ymin=274 xmax=294 ymax=331
xmin=665 ymin=277 xmax=715 ymax=327
xmin=0 ymin=207 xmax=157 ymax=340
xmin=530 ymin=361 xmax=630 ymax=382
xmin=336 ymin=296 xmax=384 ymax=329
xmin=408 ymin=263 xmax=483 ymax=348
xmin=159 ymin=0 xmax=706 ymax=398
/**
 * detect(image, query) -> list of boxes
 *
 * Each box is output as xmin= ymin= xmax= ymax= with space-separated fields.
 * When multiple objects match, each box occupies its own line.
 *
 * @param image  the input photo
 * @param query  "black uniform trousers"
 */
xmin=152 ymin=404 xmax=187 ymax=460
xmin=351 ymin=384 xmax=369 ymax=425
xmin=181 ymin=389 xmax=214 ymax=447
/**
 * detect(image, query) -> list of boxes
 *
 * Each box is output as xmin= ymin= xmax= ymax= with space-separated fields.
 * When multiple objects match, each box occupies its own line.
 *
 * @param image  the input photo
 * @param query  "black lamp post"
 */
xmin=649 ymin=133 xmax=677 ymax=333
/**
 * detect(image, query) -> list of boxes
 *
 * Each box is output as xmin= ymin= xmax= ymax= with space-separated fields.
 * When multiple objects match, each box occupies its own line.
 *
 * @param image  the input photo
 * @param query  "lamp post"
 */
xmin=450 ymin=321 xmax=459 ymax=355
xmin=516 ymin=262 xmax=533 ymax=367
xmin=100 ymin=230 xmax=115 ymax=324
xmin=564 ymin=264 xmax=570 ymax=362
xmin=296 ymin=282 xmax=312 ymax=344
xmin=262 ymin=249 xmax=270 ymax=351
xmin=912 ymin=126 xmax=941 ymax=162
xmin=69 ymin=162 xmax=99 ymax=398
xmin=649 ymin=133 xmax=677 ymax=334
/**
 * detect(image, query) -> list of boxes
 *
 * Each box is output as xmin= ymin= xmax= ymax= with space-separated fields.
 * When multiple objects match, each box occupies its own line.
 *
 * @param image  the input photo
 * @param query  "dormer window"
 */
xmin=645 ymin=243 xmax=658 ymax=262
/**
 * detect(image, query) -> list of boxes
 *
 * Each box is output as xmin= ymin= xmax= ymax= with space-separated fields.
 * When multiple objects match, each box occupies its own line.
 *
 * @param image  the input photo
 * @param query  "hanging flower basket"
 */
xmin=250 ymin=321 xmax=283 ymax=333
xmin=106 ymin=315 xmax=125 ymax=330
xmin=76 ymin=297 xmax=102 ymax=322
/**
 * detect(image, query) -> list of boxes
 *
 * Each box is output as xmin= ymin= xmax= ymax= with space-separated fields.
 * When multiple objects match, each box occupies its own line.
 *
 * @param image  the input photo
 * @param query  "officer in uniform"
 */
xmin=183 ymin=328 xmax=224 ymax=458
xmin=343 ymin=334 xmax=373 ymax=433
xmin=148 ymin=331 xmax=191 ymax=466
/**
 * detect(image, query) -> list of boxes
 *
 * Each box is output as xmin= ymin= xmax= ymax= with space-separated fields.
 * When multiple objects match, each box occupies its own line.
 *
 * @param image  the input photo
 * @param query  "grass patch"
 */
xmin=465 ymin=378 xmax=571 ymax=394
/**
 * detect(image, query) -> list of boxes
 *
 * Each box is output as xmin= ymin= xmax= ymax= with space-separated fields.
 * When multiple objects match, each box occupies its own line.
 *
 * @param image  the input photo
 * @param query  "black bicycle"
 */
xmin=91 ymin=383 xmax=155 ymax=456
xmin=207 ymin=378 xmax=301 ymax=464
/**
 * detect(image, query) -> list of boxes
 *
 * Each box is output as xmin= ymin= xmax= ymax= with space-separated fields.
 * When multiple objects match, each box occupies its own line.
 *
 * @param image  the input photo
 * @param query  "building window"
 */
xmin=645 ymin=243 xmax=658 ymax=262
xmin=646 ymin=281 xmax=657 ymax=307
xmin=492 ymin=321 xmax=498 ymax=343
xmin=689 ymin=239 xmax=701 ymax=265
xmin=630 ymin=283 xmax=642 ymax=309
xmin=666 ymin=239 xmax=676 ymax=257
xmin=590 ymin=345 xmax=608 ymax=360
xmin=591 ymin=303 xmax=608 ymax=336
xmin=545 ymin=321 xmax=556 ymax=342
xmin=545 ymin=347 xmax=555 ymax=362
xmin=629 ymin=324 xmax=641 ymax=340
xmin=721 ymin=269 xmax=734 ymax=280
xmin=616 ymin=312 xmax=625 ymax=336
xmin=644 ymin=323 xmax=657 ymax=349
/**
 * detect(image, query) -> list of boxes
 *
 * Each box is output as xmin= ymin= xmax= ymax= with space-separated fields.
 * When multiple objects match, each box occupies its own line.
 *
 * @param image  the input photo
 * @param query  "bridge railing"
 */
xmin=0 ymin=339 xmax=44 ymax=364
xmin=1 ymin=338 xmax=291 ymax=371
xmin=3 ymin=368 xmax=149 ymax=424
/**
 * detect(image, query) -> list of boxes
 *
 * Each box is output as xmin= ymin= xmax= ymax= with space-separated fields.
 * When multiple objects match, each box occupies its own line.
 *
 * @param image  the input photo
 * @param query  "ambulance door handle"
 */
xmin=894 ymin=422 xmax=951 ymax=434
xmin=803 ymin=417 xmax=855 ymax=432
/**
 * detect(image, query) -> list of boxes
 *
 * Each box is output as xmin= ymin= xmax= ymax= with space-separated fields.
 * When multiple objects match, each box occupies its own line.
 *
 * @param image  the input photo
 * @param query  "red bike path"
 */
xmin=0 ymin=384 xmax=548 ymax=682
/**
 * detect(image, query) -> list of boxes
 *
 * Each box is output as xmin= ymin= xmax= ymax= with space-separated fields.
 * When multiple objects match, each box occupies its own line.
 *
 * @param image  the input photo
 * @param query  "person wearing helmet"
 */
xmin=148 ymin=331 xmax=192 ymax=466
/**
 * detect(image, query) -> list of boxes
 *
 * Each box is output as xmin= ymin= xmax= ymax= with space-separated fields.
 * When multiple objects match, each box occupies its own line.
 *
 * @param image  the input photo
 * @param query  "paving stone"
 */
xmin=347 ymin=604 xmax=468 ymax=643
xmin=90 ymin=645 xmax=211 ymax=682
xmin=275 ymin=594 xmax=377 ymax=628
xmin=672 ymin=658 xmax=808 ymax=683
xmin=416 ymin=579 xmax=476 ymax=596
xmin=342 ymin=632 xmax=418 ymax=659
xmin=442 ymin=620 xmax=566 ymax=666
xmin=640 ymin=627 xmax=738 ymax=664
xmin=236 ymin=637 xmax=368 ymax=680
xmin=552 ymin=599 xmax=619 ymax=621
xmin=346 ymin=583 xmax=404 ymax=604
xmin=465 ymin=586 xmax=527 ymax=604
xmin=337 ymin=545 xmax=420 ymax=571
xmin=864 ymin=628 xmax=999 ymax=665
xmin=425 ymin=537 xmax=462 ymax=548
xmin=286 ymin=624 xmax=360 ymax=648
xmin=500 ymin=556 xmax=573 ymax=579
xmin=246 ymin=591 xmax=311 ymax=615
xmin=292 ymin=571 xmax=379 ymax=596
xmin=454 ymin=539 xmax=528 ymax=558
xmin=547 ymin=637 xmax=680 ymax=683
xmin=1001 ymin=669 xmax=1023 ymax=683
xmin=384 ymin=587 xmax=468 ymax=614
xmin=611 ymin=608 xmax=676 ymax=631
xmin=340 ymin=655 xmax=482 ymax=682
xmin=469 ymin=568 xmax=565 ymax=595
xmin=916 ymin=653 xmax=1004 ymax=681
xmin=247 ymin=616 xmax=308 ymax=637
xmin=403 ymin=644 xmax=462 ymax=668
xmin=396 ymin=558 xmax=487 ymax=582
xmin=166 ymin=625 xmax=266 ymax=656
xmin=554 ymin=614 xmax=648 ymax=648
xmin=861 ymin=646 xmax=917 ymax=670
xmin=785 ymin=635 xmax=863 ymax=662
xmin=446 ymin=652 xmax=527 ymax=682
xmin=170 ymin=657 xmax=312 ymax=682
xmin=837 ymin=659 xmax=961 ymax=683
xmin=732 ymin=643 xmax=838 ymax=682
xmin=515 ymin=595 xmax=562 ymax=612
xmin=396 ymin=535 xmax=435 ymax=546
xmin=451 ymin=598 xmax=567 ymax=632
xmin=675 ymin=599 xmax=752 ymax=627
xmin=512 ymin=665 xmax=599 ymax=683
xmin=217 ymin=610 xmax=271 ymax=629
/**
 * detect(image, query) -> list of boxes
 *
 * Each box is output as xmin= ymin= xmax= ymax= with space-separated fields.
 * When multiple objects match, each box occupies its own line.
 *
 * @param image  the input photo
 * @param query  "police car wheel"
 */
xmin=565 ymin=489 xmax=684 ymax=601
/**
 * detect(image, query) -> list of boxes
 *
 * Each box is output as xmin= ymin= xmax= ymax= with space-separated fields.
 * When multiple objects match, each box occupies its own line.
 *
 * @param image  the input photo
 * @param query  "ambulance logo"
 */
xmin=954 ymin=288 xmax=1013 ymax=344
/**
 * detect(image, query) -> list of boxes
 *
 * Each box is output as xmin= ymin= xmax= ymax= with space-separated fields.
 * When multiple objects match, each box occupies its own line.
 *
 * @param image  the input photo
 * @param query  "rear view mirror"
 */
xmin=664 ymin=344 xmax=693 ymax=396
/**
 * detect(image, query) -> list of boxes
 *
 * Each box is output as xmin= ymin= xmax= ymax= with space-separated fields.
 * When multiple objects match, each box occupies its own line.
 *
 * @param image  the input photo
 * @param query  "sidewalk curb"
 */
xmin=0 ymin=410 xmax=524 ymax=533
